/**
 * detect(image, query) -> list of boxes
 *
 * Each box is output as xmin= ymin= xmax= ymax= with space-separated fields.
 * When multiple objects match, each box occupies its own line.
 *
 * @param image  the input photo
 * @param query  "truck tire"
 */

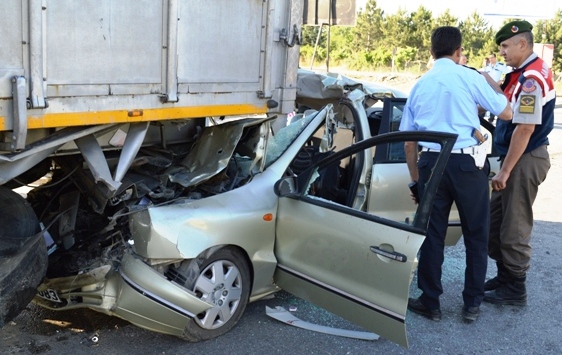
xmin=0 ymin=186 xmax=47 ymax=327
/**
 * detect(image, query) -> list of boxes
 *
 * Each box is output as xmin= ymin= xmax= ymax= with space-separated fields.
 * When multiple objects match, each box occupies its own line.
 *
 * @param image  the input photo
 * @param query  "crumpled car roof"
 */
xmin=296 ymin=69 xmax=408 ymax=101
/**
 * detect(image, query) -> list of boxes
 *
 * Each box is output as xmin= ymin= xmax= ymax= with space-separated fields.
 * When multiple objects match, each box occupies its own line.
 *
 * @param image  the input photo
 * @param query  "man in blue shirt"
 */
xmin=400 ymin=26 xmax=512 ymax=323
xmin=485 ymin=53 xmax=508 ymax=84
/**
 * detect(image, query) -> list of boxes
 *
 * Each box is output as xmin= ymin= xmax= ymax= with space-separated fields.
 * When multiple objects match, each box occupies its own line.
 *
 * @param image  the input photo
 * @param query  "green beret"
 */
xmin=495 ymin=20 xmax=533 ymax=45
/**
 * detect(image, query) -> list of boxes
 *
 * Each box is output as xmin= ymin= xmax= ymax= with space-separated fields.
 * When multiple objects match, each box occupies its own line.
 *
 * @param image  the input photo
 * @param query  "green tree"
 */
xmin=377 ymin=8 xmax=411 ymax=69
xmin=381 ymin=9 xmax=410 ymax=49
xmin=535 ymin=11 xmax=562 ymax=73
xmin=395 ymin=46 xmax=418 ymax=69
xmin=350 ymin=0 xmax=384 ymax=52
xmin=459 ymin=12 xmax=495 ymax=58
xmin=328 ymin=26 xmax=354 ymax=64
xmin=299 ymin=25 xmax=328 ymax=67
xmin=434 ymin=10 xmax=459 ymax=28
xmin=300 ymin=4 xmax=562 ymax=77
xmin=403 ymin=6 xmax=434 ymax=61
xmin=301 ymin=25 xmax=321 ymax=47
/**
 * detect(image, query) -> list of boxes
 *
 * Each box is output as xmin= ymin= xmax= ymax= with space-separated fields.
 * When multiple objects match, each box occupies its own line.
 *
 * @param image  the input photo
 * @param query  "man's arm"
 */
xmin=480 ymin=71 xmax=513 ymax=120
xmin=491 ymin=124 xmax=535 ymax=191
xmin=480 ymin=71 xmax=503 ymax=93
xmin=496 ymin=101 xmax=513 ymax=121
xmin=404 ymin=141 xmax=419 ymax=182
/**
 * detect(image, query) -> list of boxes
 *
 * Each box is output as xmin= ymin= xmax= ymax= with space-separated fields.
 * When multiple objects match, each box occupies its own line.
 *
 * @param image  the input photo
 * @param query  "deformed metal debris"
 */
xmin=265 ymin=306 xmax=379 ymax=341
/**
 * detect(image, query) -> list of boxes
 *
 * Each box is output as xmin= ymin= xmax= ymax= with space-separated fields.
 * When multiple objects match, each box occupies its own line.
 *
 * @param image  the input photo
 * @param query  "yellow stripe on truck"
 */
xmin=0 ymin=104 xmax=267 ymax=130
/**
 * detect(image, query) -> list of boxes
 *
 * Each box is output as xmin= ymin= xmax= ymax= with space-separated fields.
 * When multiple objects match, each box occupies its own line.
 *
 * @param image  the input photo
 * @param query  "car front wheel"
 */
xmin=179 ymin=246 xmax=251 ymax=342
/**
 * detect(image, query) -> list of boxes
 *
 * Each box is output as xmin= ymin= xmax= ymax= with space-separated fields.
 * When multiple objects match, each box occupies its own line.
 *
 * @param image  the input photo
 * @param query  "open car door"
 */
xmin=370 ymin=97 xmax=464 ymax=245
xmin=369 ymin=97 xmax=499 ymax=246
xmin=273 ymin=131 xmax=457 ymax=348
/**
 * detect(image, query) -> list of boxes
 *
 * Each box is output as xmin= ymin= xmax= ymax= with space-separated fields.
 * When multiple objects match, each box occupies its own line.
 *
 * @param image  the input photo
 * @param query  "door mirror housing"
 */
xmin=274 ymin=177 xmax=298 ymax=197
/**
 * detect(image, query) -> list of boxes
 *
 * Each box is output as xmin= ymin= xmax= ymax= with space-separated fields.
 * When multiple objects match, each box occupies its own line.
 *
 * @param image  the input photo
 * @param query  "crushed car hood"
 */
xmin=166 ymin=116 xmax=273 ymax=188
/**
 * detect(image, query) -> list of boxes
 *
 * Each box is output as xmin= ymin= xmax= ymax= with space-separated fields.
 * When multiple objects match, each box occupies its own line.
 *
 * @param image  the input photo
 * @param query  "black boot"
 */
xmin=484 ymin=274 xmax=527 ymax=306
xmin=484 ymin=262 xmax=509 ymax=291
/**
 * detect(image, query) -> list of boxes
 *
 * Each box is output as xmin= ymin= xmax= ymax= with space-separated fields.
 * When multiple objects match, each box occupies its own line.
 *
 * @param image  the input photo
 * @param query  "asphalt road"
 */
xmin=1 ymin=106 xmax=561 ymax=355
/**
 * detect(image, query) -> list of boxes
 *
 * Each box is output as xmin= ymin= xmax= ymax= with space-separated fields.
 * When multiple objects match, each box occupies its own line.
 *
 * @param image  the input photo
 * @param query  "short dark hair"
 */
xmin=431 ymin=26 xmax=462 ymax=59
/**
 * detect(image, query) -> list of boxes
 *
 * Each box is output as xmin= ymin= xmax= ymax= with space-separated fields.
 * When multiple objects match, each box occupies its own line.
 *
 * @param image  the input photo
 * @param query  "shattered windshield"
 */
xmin=264 ymin=113 xmax=316 ymax=168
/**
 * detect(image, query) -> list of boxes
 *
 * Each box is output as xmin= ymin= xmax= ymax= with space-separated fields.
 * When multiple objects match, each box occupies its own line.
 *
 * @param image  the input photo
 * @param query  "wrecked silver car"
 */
xmin=10 ymin=73 xmax=461 ymax=348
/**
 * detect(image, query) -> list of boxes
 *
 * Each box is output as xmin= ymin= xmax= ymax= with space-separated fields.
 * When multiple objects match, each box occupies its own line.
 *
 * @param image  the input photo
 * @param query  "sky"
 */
xmin=356 ymin=0 xmax=560 ymax=29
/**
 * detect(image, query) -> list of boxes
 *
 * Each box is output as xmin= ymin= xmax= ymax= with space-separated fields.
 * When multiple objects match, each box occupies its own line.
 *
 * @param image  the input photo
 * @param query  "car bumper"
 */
xmin=34 ymin=253 xmax=212 ymax=337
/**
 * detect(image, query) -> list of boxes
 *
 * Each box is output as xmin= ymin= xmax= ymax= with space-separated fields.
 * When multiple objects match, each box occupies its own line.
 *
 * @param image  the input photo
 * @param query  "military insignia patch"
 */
xmin=519 ymin=95 xmax=535 ymax=113
xmin=521 ymin=79 xmax=536 ymax=93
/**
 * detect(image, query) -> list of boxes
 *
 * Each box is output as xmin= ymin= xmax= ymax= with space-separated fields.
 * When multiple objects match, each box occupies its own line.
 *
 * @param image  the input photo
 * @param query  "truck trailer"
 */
xmin=1 ymin=0 xmax=302 ymax=329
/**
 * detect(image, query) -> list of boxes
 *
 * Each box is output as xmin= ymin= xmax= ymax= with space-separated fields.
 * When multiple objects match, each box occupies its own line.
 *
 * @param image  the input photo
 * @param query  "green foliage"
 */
xmin=300 ymin=43 xmax=328 ymax=69
xmin=301 ymin=26 xmax=320 ymax=46
xmin=301 ymin=1 xmax=562 ymax=75
xmin=395 ymin=47 xmax=418 ymax=68
xmin=403 ymin=6 xmax=434 ymax=60
xmin=458 ymin=12 xmax=495 ymax=55
xmin=327 ymin=27 xmax=354 ymax=63
xmin=434 ymin=10 xmax=458 ymax=27
xmin=369 ymin=47 xmax=393 ymax=67
xmin=351 ymin=0 xmax=385 ymax=52
xmin=381 ymin=9 xmax=410 ymax=49
xmin=535 ymin=11 xmax=562 ymax=73
xmin=343 ymin=47 xmax=393 ymax=70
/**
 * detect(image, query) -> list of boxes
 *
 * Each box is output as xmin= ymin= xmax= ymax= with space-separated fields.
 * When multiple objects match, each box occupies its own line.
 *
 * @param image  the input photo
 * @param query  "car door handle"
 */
xmin=370 ymin=246 xmax=407 ymax=262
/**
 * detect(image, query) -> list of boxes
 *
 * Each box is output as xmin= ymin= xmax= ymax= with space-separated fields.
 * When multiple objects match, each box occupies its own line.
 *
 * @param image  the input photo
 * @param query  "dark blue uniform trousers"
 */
xmin=417 ymin=152 xmax=490 ymax=309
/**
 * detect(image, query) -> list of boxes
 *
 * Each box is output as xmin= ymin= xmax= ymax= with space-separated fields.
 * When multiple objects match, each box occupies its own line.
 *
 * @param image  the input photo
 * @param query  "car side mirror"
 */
xmin=274 ymin=177 xmax=298 ymax=197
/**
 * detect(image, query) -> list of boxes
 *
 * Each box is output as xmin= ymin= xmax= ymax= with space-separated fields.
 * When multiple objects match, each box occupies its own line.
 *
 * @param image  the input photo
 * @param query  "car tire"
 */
xmin=0 ymin=186 xmax=47 ymax=327
xmin=180 ymin=247 xmax=251 ymax=342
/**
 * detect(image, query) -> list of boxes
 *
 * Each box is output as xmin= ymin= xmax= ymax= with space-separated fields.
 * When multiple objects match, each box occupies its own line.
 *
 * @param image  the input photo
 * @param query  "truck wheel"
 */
xmin=180 ymin=247 xmax=251 ymax=342
xmin=0 ymin=186 xmax=47 ymax=327
xmin=0 ymin=186 xmax=41 ymax=256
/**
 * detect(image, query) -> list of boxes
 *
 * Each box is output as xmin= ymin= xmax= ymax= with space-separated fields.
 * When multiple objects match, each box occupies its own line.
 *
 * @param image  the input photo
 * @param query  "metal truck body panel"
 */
xmin=0 ymin=0 xmax=301 ymax=135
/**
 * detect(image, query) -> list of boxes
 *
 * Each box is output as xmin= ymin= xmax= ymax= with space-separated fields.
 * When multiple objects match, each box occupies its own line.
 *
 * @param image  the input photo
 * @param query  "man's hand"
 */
xmin=493 ymin=124 xmax=534 ymax=191
xmin=491 ymin=170 xmax=510 ymax=191
xmin=408 ymin=181 xmax=419 ymax=204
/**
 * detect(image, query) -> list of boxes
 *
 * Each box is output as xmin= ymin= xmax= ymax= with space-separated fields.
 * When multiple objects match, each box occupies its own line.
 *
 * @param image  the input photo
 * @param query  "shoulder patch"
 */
xmin=519 ymin=95 xmax=535 ymax=114
xmin=521 ymin=79 xmax=536 ymax=93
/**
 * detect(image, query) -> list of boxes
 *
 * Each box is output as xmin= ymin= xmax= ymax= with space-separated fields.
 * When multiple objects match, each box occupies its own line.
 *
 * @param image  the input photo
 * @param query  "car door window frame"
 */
xmin=280 ymin=130 xmax=457 ymax=233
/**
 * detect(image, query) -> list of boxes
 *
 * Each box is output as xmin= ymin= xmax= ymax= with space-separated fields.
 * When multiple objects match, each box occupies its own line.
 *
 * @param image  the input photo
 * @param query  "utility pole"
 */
xmin=326 ymin=0 xmax=332 ymax=72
